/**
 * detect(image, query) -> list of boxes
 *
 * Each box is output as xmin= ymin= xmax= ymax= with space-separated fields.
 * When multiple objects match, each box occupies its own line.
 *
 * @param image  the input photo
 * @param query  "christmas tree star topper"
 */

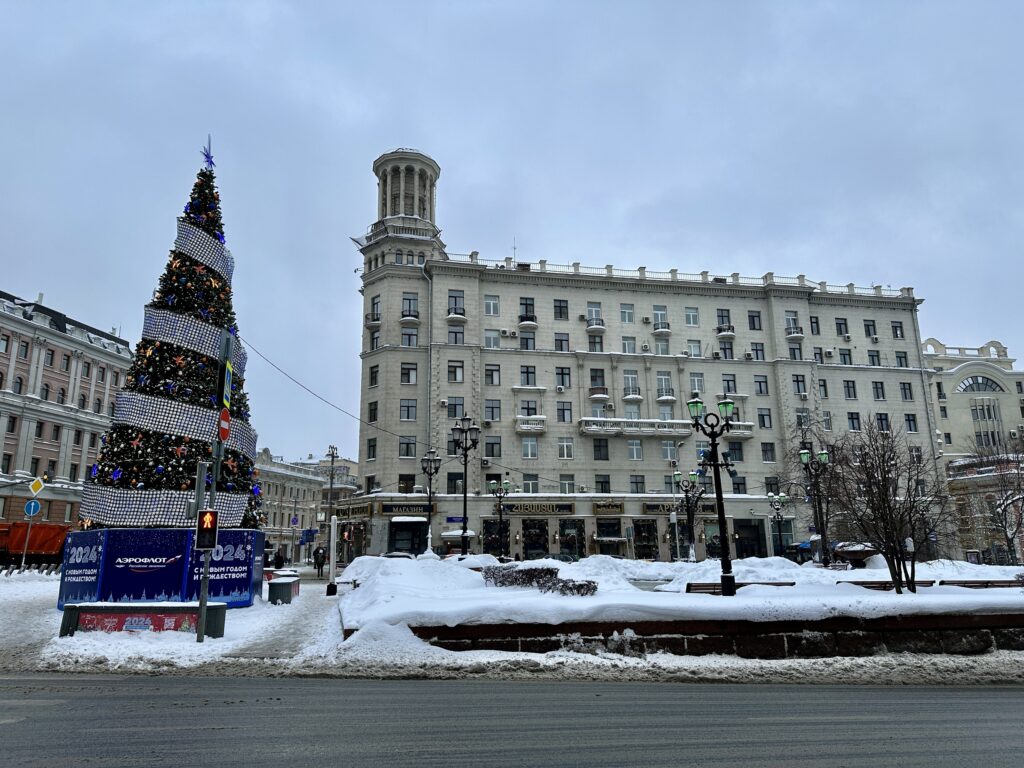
xmin=202 ymin=134 xmax=215 ymax=170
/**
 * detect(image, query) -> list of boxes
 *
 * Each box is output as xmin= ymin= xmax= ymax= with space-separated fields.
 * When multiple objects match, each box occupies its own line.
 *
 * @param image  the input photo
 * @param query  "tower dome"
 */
xmin=372 ymin=148 xmax=440 ymax=224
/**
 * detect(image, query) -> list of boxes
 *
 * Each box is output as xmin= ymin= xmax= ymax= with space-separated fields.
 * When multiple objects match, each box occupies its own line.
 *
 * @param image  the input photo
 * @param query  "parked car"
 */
xmin=382 ymin=551 xmax=415 ymax=559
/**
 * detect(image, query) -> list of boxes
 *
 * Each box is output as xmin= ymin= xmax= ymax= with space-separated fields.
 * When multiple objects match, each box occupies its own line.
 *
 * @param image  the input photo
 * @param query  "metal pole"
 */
xmin=326 ymin=514 xmax=338 ymax=596
xmin=708 ymin=437 xmax=735 ymax=595
xmin=20 ymin=515 xmax=33 ymax=570
xmin=460 ymin=447 xmax=469 ymax=557
xmin=686 ymin=491 xmax=697 ymax=562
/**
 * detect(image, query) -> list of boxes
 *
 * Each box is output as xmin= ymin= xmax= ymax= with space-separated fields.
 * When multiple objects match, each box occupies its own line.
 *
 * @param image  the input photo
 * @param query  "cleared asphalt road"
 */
xmin=2 ymin=674 xmax=1022 ymax=768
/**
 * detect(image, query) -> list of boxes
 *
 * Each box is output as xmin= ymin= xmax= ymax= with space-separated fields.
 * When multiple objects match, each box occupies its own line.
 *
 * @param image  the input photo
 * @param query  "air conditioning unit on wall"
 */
xmin=824 ymin=349 xmax=834 ymax=357
xmin=605 ymin=403 xmax=615 ymax=411
xmin=481 ymin=458 xmax=490 ymax=467
xmin=577 ymin=485 xmax=587 ymax=492
xmin=439 ymin=399 xmax=448 ymax=406
xmin=556 ymin=385 xmax=565 ymax=393
xmin=843 ymin=334 xmax=852 ymax=342
xmin=744 ymin=352 xmax=753 ymax=360
xmin=871 ymin=335 xmax=879 ymax=343
xmin=798 ymin=393 xmax=809 ymax=401
xmin=712 ymin=351 xmax=721 ymax=359
xmin=500 ymin=329 xmax=509 ymax=336
xmin=642 ymin=317 xmax=651 ymax=324
xmin=641 ymin=343 xmax=651 ymax=352
xmin=509 ymin=330 xmax=518 ymax=337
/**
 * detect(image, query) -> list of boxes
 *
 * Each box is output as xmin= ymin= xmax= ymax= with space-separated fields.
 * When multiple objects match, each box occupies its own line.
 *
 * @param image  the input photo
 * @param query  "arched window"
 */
xmin=93 ymin=398 xmax=102 ymax=413
xmin=41 ymin=382 xmax=50 ymax=400
xmin=0 ymin=372 xmax=4 ymax=390
xmin=955 ymin=376 xmax=1005 ymax=393
xmin=57 ymin=388 xmax=66 ymax=404
xmin=107 ymin=403 xmax=115 ymax=417
xmin=78 ymin=393 xmax=87 ymax=409
xmin=13 ymin=377 xmax=23 ymax=395
xmin=395 ymin=249 xmax=403 ymax=264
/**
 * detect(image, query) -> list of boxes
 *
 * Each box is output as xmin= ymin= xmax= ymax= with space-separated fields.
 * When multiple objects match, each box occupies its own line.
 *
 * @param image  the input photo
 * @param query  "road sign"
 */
xmin=218 ymin=408 xmax=231 ymax=442
xmin=221 ymin=360 xmax=233 ymax=409
xmin=29 ymin=477 xmax=45 ymax=496
xmin=24 ymin=499 xmax=41 ymax=517
xmin=196 ymin=508 xmax=219 ymax=550
xmin=291 ymin=515 xmax=299 ymax=526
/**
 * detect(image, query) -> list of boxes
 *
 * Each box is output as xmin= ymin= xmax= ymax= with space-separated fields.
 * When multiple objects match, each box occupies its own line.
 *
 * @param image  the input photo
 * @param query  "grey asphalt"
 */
xmin=2 ymin=674 xmax=1022 ymax=768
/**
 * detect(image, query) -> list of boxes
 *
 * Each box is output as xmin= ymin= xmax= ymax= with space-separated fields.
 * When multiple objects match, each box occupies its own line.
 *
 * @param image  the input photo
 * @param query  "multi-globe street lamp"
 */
xmin=672 ymin=469 xmax=704 ymax=562
xmin=451 ymin=416 xmax=480 ymax=557
xmin=687 ymin=396 xmax=738 ymax=596
xmin=420 ymin=448 xmax=443 ymax=556
xmin=766 ymin=492 xmax=789 ymax=557
xmin=800 ymin=447 xmax=831 ymax=566
xmin=488 ymin=478 xmax=512 ymax=559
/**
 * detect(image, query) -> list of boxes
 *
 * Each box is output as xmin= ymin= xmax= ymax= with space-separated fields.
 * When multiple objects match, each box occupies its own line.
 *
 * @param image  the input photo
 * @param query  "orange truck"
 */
xmin=0 ymin=521 xmax=72 ymax=566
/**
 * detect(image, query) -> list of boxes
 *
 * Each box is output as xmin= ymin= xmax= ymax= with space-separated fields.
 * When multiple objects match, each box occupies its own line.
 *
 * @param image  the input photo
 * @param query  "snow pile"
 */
xmin=2 ymin=557 xmax=1022 ymax=683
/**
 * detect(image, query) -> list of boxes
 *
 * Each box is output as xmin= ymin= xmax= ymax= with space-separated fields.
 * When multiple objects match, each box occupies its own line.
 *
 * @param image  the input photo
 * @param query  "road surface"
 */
xmin=2 ymin=674 xmax=1021 ymax=767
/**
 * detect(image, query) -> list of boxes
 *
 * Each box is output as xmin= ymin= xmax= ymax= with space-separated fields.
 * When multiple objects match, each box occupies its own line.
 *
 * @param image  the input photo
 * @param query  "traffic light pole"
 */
xmin=197 ymin=331 xmax=233 ymax=644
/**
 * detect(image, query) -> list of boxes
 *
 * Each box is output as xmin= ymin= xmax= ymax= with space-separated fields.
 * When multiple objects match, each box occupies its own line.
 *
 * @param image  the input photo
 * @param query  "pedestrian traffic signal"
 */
xmin=196 ymin=508 xmax=219 ymax=550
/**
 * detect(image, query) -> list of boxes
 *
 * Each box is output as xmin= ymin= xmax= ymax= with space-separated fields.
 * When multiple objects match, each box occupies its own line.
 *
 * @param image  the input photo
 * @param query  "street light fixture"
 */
xmin=672 ymin=469 xmax=704 ymax=562
xmin=799 ymin=447 xmax=832 ymax=566
xmin=688 ymin=396 xmax=738 ymax=595
xmin=420 ymin=448 xmax=443 ymax=556
xmin=488 ymin=478 xmax=512 ymax=559
xmin=451 ymin=416 xmax=480 ymax=557
xmin=766 ymin=492 xmax=789 ymax=557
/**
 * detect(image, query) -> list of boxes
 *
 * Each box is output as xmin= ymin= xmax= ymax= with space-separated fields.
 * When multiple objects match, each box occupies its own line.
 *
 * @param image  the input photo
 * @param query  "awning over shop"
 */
xmin=391 ymin=516 xmax=428 ymax=523
xmin=441 ymin=529 xmax=477 ymax=538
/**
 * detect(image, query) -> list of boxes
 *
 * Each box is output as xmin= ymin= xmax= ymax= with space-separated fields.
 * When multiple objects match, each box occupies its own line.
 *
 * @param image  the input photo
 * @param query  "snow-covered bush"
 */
xmin=482 ymin=564 xmax=596 ymax=596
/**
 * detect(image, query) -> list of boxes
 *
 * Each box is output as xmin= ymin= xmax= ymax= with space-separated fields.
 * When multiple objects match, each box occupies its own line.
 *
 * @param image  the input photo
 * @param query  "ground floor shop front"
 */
xmin=335 ymin=496 xmax=804 ymax=562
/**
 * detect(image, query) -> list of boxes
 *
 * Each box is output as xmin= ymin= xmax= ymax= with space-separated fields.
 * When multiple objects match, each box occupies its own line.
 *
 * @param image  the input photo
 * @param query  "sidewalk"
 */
xmin=224 ymin=564 xmax=345 ymax=660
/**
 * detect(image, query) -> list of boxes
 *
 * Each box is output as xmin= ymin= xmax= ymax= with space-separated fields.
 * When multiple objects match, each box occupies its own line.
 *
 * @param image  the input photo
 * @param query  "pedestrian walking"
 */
xmin=273 ymin=549 xmax=285 ymax=570
xmin=313 ymin=544 xmax=327 ymax=578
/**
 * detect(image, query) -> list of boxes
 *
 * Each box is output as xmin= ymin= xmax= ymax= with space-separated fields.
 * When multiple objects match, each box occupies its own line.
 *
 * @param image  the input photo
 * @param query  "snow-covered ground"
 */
xmin=2 ymin=556 xmax=1023 ymax=684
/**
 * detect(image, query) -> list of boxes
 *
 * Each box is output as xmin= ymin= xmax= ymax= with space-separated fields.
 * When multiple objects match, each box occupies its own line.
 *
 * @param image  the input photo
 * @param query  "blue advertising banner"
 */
xmin=57 ymin=530 xmax=107 ymax=608
xmin=184 ymin=529 xmax=264 ymax=608
xmin=99 ymin=529 xmax=190 ymax=603
xmin=58 ymin=528 xmax=264 ymax=609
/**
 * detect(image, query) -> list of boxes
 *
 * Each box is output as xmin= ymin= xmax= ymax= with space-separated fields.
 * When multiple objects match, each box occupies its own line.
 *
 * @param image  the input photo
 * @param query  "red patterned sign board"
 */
xmin=75 ymin=610 xmax=199 ymax=633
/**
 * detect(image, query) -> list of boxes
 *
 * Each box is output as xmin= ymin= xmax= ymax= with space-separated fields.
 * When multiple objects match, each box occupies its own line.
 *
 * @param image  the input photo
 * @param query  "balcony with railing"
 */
xmin=588 ymin=386 xmax=610 ymax=400
xmin=399 ymin=309 xmax=421 ymax=326
xmin=656 ymin=387 xmax=677 ymax=403
xmin=577 ymin=417 xmax=693 ymax=437
xmin=518 ymin=313 xmax=538 ymax=330
xmin=725 ymin=420 xmax=755 ymax=439
xmin=364 ymin=312 xmax=382 ymax=329
xmin=652 ymin=321 xmax=671 ymax=336
xmin=514 ymin=415 xmax=547 ymax=433
xmin=715 ymin=324 xmax=736 ymax=339
xmin=785 ymin=325 xmax=805 ymax=341
xmin=622 ymin=386 xmax=643 ymax=402
xmin=586 ymin=317 xmax=606 ymax=334
xmin=446 ymin=306 xmax=467 ymax=324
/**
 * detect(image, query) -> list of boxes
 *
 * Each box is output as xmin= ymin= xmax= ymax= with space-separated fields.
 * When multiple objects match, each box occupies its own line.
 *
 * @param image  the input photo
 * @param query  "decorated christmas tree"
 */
xmin=80 ymin=142 xmax=262 ymax=529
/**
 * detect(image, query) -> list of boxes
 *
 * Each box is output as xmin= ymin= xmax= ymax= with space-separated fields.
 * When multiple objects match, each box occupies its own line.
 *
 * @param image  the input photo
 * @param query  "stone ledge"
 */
xmin=354 ymin=612 xmax=1024 ymax=659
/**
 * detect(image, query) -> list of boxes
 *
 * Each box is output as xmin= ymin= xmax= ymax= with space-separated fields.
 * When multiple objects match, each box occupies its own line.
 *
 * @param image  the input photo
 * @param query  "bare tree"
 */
xmin=950 ymin=437 xmax=1024 ymax=565
xmin=826 ymin=421 xmax=953 ymax=593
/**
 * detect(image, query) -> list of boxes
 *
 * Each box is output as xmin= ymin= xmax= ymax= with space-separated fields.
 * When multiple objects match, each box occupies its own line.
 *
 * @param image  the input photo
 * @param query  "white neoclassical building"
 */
xmin=338 ymin=148 xmax=943 ymax=561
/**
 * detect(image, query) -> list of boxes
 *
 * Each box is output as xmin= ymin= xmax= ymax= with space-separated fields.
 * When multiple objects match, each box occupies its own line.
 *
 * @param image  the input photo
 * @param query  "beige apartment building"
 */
xmin=0 ymin=290 xmax=131 ymax=523
xmin=340 ymin=149 xmax=939 ymax=560
xmin=254 ymin=448 xmax=326 ymax=563
xmin=923 ymin=339 xmax=1024 ymax=563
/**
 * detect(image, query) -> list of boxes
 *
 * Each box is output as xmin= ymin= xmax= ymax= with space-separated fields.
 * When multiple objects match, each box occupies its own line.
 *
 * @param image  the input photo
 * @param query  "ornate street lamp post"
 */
xmin=673 ymin=469 xmax=705 ymax=562
xmin=451 ymin=416 xmax=480 ymax=557
xmin=325 ymin=444 xmax=338 ymax=596
xmin=420 ymin=448 xmax=442 ymax=556
xmin=488 ymin=478 xmax=512 ymax=559
xmin=766 ymin=492 xmax=788 ymax=557
xmin=688 ymin=396 xmax=738 ymax=595
xmin=800 ymin=447 xmax=831 ymax=566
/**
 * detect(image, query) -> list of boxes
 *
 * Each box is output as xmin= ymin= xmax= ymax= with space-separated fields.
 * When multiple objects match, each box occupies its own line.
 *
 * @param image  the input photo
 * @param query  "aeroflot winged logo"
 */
xmin=113 ymin=554 xmax=184 ymax=573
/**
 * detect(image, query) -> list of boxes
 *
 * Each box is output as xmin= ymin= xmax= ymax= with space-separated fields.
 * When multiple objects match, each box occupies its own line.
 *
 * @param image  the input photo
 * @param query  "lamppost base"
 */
xmin=720 ymin=573 xmax=736 ymax=597
xmin=325 ymin=582 xmax=338 ymax=596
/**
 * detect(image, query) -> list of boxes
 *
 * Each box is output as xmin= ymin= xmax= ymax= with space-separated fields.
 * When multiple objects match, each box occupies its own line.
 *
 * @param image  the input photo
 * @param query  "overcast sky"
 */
xmin=2 ymin=1 xmax=1022 ymax=462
